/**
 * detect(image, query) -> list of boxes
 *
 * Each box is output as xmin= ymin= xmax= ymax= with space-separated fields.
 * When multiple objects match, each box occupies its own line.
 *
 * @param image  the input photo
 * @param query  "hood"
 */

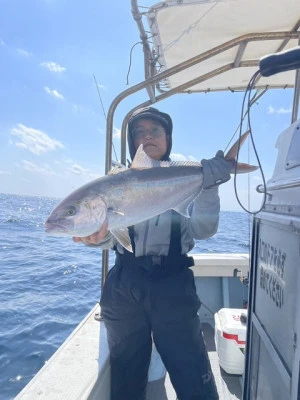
xmin=127 ymin=107 xmax=173 ymax=161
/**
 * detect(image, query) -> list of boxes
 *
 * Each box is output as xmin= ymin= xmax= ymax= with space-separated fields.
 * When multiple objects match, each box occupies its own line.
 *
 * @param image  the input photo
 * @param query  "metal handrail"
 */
xmin=256 ymin=179 xmax=300 ymax=192
xmin=101 ymin=30 xmax=300 ymax=287
xmin=291 ymin=39 xmax=300 ymax=123
xmin=106 ymin=31 xmax=300 ymax=172
xmin=131 ymin=0 xmax=156 ymax=102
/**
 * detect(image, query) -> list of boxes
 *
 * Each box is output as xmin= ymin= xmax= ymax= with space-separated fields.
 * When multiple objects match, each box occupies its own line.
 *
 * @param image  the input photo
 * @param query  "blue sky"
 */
xmin=0 ymin=0 xmax=296 ymax=211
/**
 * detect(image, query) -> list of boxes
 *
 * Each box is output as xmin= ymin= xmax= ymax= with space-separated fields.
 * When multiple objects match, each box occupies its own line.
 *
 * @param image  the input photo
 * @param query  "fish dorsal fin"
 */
xmin=131 ymin=146 xmax=203 ymax=169
xmin=131 ymin=145 xmax=162 ymax=169
xmin=169 ymin=160 xmax=202 ymax=167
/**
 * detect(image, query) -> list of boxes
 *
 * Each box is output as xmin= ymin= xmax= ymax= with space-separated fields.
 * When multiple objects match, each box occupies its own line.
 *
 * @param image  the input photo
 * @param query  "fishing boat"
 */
xmin=16 ymin=0 xmax=300 ymax=399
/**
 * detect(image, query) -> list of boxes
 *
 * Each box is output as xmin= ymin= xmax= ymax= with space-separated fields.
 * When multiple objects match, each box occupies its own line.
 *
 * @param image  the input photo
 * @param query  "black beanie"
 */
xmin=127 ymin=107 xmax=173 ymax=161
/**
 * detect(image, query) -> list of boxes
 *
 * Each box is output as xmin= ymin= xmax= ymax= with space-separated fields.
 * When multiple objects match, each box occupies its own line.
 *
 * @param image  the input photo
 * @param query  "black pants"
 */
xmin=100 ymin=260 xmax=219 ymax=400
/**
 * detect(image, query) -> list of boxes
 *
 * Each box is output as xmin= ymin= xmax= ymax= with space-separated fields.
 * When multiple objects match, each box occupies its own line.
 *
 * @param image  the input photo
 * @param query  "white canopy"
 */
xmin=146 ymin=0 xmax=300 ymax=92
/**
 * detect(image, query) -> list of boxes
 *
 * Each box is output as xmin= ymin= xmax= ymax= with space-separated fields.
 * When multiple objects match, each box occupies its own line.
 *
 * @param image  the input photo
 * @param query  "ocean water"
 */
xmin=0 ymin=193 xmax=251 ymax=399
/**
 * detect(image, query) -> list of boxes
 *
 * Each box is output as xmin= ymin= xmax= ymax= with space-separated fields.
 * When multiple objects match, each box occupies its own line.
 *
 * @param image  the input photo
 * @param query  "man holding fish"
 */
xmin=77 ymin=106 xmax=231 ymax=400
xmin=46 ymin=107 xmax=256 ymax=399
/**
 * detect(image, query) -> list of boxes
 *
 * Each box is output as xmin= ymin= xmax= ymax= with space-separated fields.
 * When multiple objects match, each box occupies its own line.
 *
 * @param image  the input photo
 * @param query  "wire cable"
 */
xmin=233 ymin=70 xmax=267 ymax=215
xmin=126 ymin=41 xmax=143 ymax=86
xmin=224 ymin=90 xmax=259 ymax=154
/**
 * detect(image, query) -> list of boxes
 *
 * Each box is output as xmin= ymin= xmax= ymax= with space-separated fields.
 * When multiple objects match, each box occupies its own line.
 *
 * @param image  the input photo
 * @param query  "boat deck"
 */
xmin=16 ymin=255 xmax=248 ymax=400
xmin=163 ymin=323 xmax=243 ymax=400
xmin=204 ymin=323 xmax=243 ymax=399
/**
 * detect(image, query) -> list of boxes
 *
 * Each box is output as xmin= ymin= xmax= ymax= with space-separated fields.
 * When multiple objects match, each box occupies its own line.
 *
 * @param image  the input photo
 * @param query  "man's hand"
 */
xmin=201 ymin=150 xmax=234 ymax=189
xmin=72 ymin=219 xmax=109 ymax=246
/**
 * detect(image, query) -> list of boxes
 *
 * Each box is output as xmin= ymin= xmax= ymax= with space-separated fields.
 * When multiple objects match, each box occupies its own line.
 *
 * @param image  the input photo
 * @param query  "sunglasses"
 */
xmin=132 ymin=126 xmax=165 ymax=140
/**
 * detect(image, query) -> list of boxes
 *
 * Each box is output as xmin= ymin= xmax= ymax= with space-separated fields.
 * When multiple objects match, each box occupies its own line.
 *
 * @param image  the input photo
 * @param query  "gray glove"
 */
xmin=201 ymin=150 xmax=233 ymax=189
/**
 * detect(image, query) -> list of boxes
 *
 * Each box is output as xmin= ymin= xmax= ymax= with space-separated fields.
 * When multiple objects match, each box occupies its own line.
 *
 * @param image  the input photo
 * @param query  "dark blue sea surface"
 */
xmin=0 ymin=193 xmax=251 ymax=399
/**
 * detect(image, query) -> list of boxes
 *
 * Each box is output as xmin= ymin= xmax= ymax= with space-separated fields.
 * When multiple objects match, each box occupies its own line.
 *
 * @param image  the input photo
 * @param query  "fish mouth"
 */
xmin=44 ymin=220 xmax=72 ymax=235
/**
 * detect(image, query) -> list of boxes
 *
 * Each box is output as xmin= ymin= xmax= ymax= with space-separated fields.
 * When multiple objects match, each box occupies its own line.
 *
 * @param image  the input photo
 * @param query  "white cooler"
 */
xmin=214 ymin=308 xmax=247 ymax=375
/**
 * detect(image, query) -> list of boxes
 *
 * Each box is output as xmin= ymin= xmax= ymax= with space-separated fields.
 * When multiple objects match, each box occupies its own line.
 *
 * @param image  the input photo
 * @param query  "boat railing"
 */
xmin=257 ymin=179 xmax=300 ymax=192
xmin=105 ymin=31 xmax=300 ymax=171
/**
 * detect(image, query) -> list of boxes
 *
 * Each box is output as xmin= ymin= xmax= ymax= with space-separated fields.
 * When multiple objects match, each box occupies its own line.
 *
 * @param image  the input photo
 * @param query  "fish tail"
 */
xmin=225 ymin=130 xmax=258 ymax=174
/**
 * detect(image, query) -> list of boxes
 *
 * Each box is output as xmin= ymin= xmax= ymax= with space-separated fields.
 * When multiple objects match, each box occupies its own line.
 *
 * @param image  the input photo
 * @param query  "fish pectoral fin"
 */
xmin=111 ymin=228 xmax=133 ymax=253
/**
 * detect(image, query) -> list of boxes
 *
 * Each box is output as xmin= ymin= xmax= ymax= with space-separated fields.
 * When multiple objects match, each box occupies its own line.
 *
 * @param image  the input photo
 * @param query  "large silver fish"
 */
xmin=45 ymin=131 xmax=257 ymax=251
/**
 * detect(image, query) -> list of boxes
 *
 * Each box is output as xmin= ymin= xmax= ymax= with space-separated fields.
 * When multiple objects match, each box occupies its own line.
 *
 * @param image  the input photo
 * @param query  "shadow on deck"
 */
xmin=203 ymin=323 xmax=243 ymax=400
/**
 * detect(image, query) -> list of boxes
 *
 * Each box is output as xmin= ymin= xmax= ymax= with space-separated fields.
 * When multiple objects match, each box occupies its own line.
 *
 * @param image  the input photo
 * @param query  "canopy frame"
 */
xmin=101 ymin=1 xmax=300 ymax=287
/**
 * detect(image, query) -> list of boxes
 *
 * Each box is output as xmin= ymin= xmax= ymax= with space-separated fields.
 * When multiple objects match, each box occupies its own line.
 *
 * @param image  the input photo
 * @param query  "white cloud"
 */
xmin=67 ymin=163 xmax=99 ymax=180
xmin=252 ymin=175 xmax=262 ymax=181
xmin=113 ymin=127 xmax=121 ymax=139
xmin=97 ymin=127 xmax=105 ymax=136
xmin=0 ymin=170 xmax=11 ymax=175
xmin=10 ymin=124 xmax=64 ymax=155
xmin=41 ymin=61 xmax=66 ymax=73
xmin=72 ymin=104 xmax=84 ymax=113
xmin=268 ymin=105 xmax=291 ymax=114
xmin=17 ymin=48 xmax=31 ymax=57
xmin=170 ymin=153 xmax=198 ymax=162
xmin=21 ymin=160 xmax=55 ymax=175
xmin=96 ymin=83 xmax=106 ymax=91
xmin=54 ymin=159 xmax=99 ymax=180
xmin=54 ymin=158 xmax=72 ymax=166
xmin=0 ymin=39 xmax=6 ymax=46
xmin=68 ymin=163 xmax=90 ymax=175
xmin=44 ymin=86 xmax=64 ymax=100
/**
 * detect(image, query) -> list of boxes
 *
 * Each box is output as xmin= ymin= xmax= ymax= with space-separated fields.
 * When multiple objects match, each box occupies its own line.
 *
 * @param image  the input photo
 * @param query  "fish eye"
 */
xmin=65 ymin=206 xmax=76 ymax=217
